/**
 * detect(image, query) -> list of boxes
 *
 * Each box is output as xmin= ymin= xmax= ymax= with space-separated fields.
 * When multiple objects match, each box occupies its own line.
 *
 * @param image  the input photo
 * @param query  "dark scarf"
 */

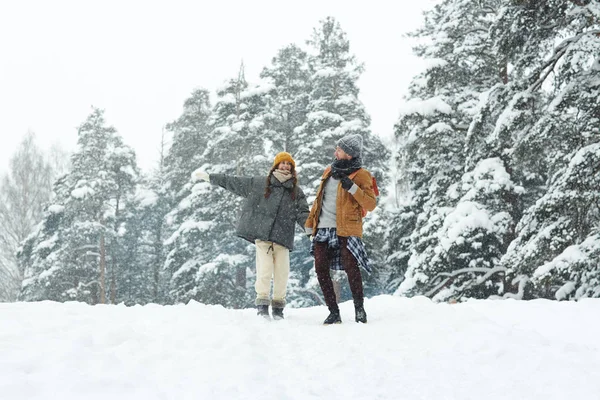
xmin=330 ymin=157 xmax=362 ymax=179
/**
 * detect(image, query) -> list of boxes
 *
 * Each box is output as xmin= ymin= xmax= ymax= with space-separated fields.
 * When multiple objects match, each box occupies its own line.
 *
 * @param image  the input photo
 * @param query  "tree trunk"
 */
xmin=109 ymin=192 xmax=122 ymax=304
xmin=235 ymin=267 xmax=246 ymax=289
xmin=499 ymin=60 xmax=508 ymax=84
xmin=153 ymin=225 xmax=162 ymax=302
xmin=99 ymin=233 xmax=106 ymax=304
xmin=110 ymin=272 xmax=116 ymax=304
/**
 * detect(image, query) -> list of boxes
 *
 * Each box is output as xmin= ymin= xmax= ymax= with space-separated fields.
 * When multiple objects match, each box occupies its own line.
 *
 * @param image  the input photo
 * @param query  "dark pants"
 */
xmin=314 ymin=236 xmax=364 ymax=312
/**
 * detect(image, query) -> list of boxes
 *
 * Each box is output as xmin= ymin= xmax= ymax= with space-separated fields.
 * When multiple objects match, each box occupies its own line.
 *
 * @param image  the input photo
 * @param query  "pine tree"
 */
xmin=294 ymin=17 xmax=388 ymax=193
xmin=159 ymin=89 xmax=214 ymax=304
xmin=164 ymin=88 xmax=212 ymax=195
xmin=393 ymin=0 xmax=505 ymax=299
xmin=260 ymin=44 xmax=311 ymax=153
xmin=291 ymin=17 xmax=389 ymax=299
xmin=502 ymin=143 xmax=600 ymax=299
xmin=484 ymin=1 xmax=600 ymax=299
xmin=19 ymin=108 xmax=139 ymax=303
xmin=259 ymin=45 xmax=317 ymax=306
xmin=117 ymin=175 xmax=170 ymax=305
xmin=400 ymin=158 xmax=522 ymax=300
xmin=475 ymin=1 xmax=600 ymax=202
xmin=165 ymin=66 xmax=280 ymax=307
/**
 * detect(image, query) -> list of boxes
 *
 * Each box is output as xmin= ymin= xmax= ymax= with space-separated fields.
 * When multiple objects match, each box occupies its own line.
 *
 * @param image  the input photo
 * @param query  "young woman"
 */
xmin=192 ymin=152 xmax=309 ymax=320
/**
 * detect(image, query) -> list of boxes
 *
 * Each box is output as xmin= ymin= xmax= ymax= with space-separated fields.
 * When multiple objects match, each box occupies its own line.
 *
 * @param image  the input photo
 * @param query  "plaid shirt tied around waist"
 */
xmin=309 ymin=227 xmax=372 ymax=273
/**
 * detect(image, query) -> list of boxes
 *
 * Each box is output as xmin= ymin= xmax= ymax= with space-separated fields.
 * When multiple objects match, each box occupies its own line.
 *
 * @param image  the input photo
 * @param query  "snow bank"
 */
xmin=1 ymin=296 xmax=599 ymax=400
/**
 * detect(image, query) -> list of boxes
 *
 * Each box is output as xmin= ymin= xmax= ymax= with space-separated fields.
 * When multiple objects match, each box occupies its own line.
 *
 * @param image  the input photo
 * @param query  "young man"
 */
xmin=305 ymin=133 xmax=376 ymax=324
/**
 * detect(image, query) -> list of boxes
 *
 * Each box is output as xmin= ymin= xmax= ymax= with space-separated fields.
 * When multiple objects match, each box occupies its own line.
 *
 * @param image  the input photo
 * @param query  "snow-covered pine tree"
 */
xmin=165 ymin=65 xmax=281 ymax=307
xmin=380 ymin=204 xmax=416 ymax=294
xmin=259 ymin=44 xmax=318 ymax=306
xmin=152 ymin=89 xmax=215 ymax=305
xmin=468 ymin=1 xmax=599 ymax=208
xmin=390 ymin=0 xmax=500 ymax=294
xmin=295 ymin=17 xmax=387 ymax=192
xmin=292 ymin=16 xmax=389 ymax=299
xmin=18 ymin=187 xmax=69 ymax=302
xmin=394 ymin=0 xmax=505 ymax=299
xmin=401 ymin=158 xmax=522 ymax=301
xmin=502 ymin=142 xmax=600 ymax=300
xmin=163 ymin=88 xmax=213 ymax=196
xmin=492 ymin=0 xmax=600 ymax=299
xmin=19 ymin=108 xmax=139 ymax=304
xmin=467 ymin=0 xmax=571 ymax=206
xmin=260 ymin=44 xmax=311 ymax=153
xmin=117 ymin=176 xmax=170 ymax=305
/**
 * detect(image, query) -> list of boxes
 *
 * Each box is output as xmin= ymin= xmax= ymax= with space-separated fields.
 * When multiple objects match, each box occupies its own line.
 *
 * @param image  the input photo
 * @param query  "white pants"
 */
xmin=255 ymin=240 xmax=290 ymax=307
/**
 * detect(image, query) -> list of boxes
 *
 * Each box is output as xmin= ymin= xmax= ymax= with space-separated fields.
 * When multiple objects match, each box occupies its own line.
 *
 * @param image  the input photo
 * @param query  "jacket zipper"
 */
xmin=267 ymin=185 xmax=286 ymax=243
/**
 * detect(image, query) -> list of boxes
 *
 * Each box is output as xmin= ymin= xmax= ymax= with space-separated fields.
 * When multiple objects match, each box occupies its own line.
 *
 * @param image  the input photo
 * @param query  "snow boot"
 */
xmin=323 ymin=309 xmax=342 ymax=325
xmin=257 ymin=305 xmax=270 ymax=319
xmin=355 ymin=305 xmax=367 ymax=323
xmin=272 ymin=307 xmax=284 ymax=320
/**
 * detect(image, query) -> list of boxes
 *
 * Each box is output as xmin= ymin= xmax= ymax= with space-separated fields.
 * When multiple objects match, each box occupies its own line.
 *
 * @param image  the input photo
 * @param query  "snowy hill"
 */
xmin=1 ymin=296 xmax=599 ymax=400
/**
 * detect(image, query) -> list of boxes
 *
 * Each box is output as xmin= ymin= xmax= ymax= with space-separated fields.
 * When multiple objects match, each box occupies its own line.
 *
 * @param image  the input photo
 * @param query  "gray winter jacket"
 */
xmin=210 ymin=173 xmax=309 ymax=251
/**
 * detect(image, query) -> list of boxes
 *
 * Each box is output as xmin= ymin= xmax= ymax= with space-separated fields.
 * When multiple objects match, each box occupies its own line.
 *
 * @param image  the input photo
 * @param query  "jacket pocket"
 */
xmin=347 ymin=204 xmax=360 ymax=222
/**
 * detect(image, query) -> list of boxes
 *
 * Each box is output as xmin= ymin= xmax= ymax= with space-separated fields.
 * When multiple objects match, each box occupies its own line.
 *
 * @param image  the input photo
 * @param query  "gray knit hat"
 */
xmin=337 ymin=133 xmax=363 ymax=158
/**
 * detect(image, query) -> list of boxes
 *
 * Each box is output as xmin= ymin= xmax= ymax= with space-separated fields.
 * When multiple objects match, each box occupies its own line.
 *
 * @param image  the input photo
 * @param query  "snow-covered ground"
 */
xmin=1 ymin=295 xmax=599 ymax=400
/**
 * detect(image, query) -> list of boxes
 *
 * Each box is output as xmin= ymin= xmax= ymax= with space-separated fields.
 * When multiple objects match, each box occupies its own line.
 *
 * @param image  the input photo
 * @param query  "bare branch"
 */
xmin=78 ymin=280 xmax=101 ymax=289
xmin=425 ymin=266 xmax=507 ymax=298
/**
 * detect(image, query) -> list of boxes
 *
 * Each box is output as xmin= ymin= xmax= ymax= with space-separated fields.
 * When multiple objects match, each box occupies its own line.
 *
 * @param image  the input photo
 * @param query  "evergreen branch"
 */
xmin=75 ymin=245 xmax=100 ymax=252
xmin=291 ymin=287 xmax=325 ymax=305
xmin=450 ymin=122 xmax=470 ymax=132
xmin=481 ymin=7 xmax=498 ymax=15
xmin=462 ymin=27 xmax=489 ymax=35
xmin=529 ymin=29 xmax=600 ymax=92
xmin=568 ymin=0 xmax=590 ymax=6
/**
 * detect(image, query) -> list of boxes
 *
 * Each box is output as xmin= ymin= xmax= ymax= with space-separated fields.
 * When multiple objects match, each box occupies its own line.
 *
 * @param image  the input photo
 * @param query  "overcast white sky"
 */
xmin=0 ymin=0 xmax=434 ymax=174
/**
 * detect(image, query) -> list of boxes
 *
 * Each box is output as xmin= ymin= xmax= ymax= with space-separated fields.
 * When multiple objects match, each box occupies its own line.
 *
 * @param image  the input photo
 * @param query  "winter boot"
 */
xmin=272 ymin=307 xmax=284 ymax=320
xmin=323 ymin=309 xmax=342 ymax=325
xmin=355 ymin=305 xmax=367 ymax=323
xmin=257 ymin=305 xmax=270 ymax=319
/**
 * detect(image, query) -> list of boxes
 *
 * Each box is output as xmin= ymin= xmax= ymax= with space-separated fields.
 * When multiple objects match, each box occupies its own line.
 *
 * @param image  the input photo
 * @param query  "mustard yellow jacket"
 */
xmin=305 ymin=167 xmax=376 ymax=238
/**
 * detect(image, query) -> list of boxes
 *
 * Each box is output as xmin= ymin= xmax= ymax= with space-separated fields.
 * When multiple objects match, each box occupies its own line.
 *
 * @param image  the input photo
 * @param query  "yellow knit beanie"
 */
xmin=272 ymin=152 xmax=296 ymax=169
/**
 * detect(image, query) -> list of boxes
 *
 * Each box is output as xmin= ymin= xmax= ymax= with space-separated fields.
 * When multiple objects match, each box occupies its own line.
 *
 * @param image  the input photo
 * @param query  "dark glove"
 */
xmin=340 ymin=175 xmax=354 ymax=191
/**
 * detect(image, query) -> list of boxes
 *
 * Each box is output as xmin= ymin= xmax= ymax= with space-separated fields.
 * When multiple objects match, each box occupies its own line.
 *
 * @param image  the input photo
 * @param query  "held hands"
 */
xmin=191 ymin=169 xmax=210 ymax=182
xmin=340 ymin=175 xmax=354 ymax=191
